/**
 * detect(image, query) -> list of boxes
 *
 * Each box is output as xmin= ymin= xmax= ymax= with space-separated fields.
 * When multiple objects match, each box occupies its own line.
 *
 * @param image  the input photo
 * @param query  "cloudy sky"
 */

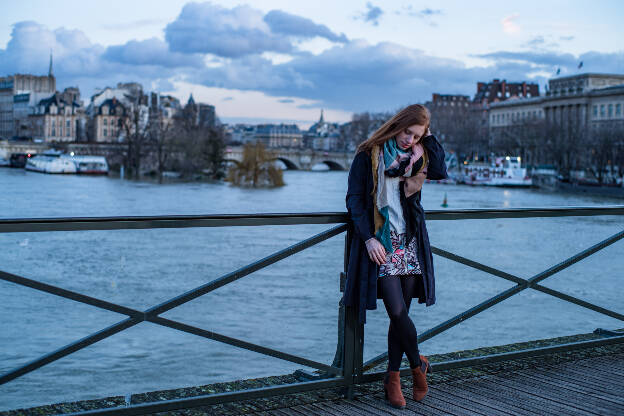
xmin=1 ymin=0 xmax=622 ymax=126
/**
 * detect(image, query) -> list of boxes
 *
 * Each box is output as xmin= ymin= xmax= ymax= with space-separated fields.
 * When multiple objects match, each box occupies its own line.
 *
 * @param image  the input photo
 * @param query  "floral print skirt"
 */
xmin=378 ymin=230 xmax=422 ymax=278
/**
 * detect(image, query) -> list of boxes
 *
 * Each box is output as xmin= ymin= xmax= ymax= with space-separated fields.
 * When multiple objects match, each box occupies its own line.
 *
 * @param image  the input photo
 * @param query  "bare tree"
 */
xmin=171 ymin=108 xmax=227 ymax=180
xmin=590 ymin=121 xmax=624 ymax=184
xmin=119 ymin=91 xmax=150 ymax=179
xmin=227 ymin=141 xmax=284 ymax=187
xmin=147 ymin=110 xmax=175 ymax=183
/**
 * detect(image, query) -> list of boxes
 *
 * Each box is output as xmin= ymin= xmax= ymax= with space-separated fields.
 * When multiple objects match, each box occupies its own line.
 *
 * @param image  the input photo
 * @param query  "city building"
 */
xmin=149 ymin=92 xmax=181 ymax=130
xmin=474 ymin=79 xmax=540 ymax=105
xmin=89 ymin=97 xmax=128 ymax=142
xmin=255 ymin=123 xmax=302 ymax=148
xmin=490 ymin=73 xmax=624 ymax=129
xmin=227 ymin=124 xmax=257 ymax=144
xmin=425 ymin=93 xmax=488 ymax=161
xmin=183 ymin=94 xmax=216 ymax=128
xmin=87 ymin=83 xmax=147 ymax=142
xmin=0 ymin=54 xmax=56 ymax=138
xmin=27 ymin=88 xmax=85 ymax=142
xmin=488 ymin=73 xmax=624 ymax=162
xmin=305 ymin=110 xmax=341 ymax=150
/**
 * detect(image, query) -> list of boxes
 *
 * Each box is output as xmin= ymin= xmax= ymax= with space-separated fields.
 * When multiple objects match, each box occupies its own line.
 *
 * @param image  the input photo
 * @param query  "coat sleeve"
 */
xmin=422 ymin=135 xmax=448 ymax=180
xmin=346 ymin=151 xmax=374 ymax=242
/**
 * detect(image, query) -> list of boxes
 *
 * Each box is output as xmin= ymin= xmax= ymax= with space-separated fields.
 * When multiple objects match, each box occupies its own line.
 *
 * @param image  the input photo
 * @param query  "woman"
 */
xmin=343 ymin=104 xmax=447 ymax=408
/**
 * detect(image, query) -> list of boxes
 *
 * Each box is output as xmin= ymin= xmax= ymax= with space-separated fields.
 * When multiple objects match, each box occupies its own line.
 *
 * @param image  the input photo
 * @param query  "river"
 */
xmin=0 ymin=167 xmax=622 ymax=410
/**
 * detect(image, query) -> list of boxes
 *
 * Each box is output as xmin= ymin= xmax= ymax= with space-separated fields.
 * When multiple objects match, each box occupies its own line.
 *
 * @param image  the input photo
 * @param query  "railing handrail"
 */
xmin=1 ymin=205 xmax=623 ymax=415
xmin=1 ymin=205 xmax=623 ymax=233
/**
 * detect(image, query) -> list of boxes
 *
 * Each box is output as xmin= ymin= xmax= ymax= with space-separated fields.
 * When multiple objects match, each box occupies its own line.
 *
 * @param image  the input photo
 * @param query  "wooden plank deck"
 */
xmin=253 ymin=352 xmax=624 ymax=416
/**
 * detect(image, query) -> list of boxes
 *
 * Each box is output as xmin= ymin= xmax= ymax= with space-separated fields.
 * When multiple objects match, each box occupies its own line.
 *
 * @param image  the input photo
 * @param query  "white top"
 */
xmin=385 ymin=175 xmax=405 ymax=233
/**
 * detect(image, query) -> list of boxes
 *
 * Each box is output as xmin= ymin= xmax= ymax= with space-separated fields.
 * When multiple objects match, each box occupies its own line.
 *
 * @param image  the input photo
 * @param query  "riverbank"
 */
xmin=2 ymin=329 xmax=622 ymax=415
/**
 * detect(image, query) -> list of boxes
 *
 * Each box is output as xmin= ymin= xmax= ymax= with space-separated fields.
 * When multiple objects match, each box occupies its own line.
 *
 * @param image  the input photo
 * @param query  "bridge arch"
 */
xmin=319 ymin=160 xmax=346 ymax=171
xmin=223 ymin=158 xmax=240 ymax=167
xmin=276 ymin=157 xmax=299 ymax=170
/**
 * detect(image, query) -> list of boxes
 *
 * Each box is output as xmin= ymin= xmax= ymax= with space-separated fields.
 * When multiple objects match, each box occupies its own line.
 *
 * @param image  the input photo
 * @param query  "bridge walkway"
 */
xmin=250 ymin=352 xmax=624 ymax=416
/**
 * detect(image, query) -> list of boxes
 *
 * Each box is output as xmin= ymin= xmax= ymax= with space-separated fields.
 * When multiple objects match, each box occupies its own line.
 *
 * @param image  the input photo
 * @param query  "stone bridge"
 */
xmin=225 ymin=146 xmax=353 ymax=170
xmin=0 ymin=142 xmax=355 ymax=171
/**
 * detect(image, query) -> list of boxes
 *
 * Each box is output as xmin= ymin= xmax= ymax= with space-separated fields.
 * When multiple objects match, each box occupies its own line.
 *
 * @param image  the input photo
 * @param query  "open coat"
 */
xmin=342 ymin=135 xmax=448 ymax=324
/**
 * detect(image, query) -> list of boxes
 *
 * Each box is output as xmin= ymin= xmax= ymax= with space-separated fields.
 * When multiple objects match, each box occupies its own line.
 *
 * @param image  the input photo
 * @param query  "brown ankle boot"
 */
xmin=411 ymin=355 xmax=431 ymax=401
xmin=383 ymin=370 xmax=406 ymax=409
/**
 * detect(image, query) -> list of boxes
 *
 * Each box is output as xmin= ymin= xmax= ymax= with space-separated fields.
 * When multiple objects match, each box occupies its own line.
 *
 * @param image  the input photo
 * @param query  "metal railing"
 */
xmin=1 ymin=206 xmax=623 ymax=415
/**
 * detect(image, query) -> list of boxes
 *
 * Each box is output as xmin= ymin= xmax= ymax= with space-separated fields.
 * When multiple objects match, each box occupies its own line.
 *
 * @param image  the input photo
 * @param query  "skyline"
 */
xmin=1 ymin=0 xmax=623 ymax=127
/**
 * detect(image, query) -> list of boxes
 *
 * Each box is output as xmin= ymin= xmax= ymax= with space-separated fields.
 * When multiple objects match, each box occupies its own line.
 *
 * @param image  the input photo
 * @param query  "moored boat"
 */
xmin=69 ymin=155 xmax=109 ymax=174
xmin=458 ymin=156 xmax=532 ymax=187
xmin=26 ymin=150 xmax=77 ymax=174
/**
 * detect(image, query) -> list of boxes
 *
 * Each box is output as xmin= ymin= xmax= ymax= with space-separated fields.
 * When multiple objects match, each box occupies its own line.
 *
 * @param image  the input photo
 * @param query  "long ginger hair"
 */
xmin=356 ymin=104 xmax=431 ymax=154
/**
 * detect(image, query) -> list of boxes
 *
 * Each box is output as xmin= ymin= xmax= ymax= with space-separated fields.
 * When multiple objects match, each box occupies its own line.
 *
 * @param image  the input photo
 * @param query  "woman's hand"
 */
xmin=365 ymin=238 xmax=387 ymax=265
xmin=404 ymin=172 xmax=426 ymax=197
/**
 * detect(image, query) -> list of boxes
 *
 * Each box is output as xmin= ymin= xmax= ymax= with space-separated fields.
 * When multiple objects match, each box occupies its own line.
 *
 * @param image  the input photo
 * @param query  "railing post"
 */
xmin=339 ymin=224 xmax=365 ymax=399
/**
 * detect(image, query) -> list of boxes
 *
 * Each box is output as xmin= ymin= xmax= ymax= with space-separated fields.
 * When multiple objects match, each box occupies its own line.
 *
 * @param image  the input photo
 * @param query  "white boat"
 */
xmin=26 ymin=152 xmax=77 ymax=174
xmin=70 ymin=155 xmax=109 ymax=174
xmin=459 ymin=156 xmax=532 ymax=187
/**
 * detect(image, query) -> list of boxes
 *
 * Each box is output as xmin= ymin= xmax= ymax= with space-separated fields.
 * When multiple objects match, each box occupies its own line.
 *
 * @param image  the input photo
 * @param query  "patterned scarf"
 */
xmin=373 ymin=138 xmax=425 ymax=253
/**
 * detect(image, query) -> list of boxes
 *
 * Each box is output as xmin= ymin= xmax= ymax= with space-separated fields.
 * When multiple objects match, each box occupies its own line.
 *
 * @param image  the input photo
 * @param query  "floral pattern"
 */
xmin=378 ymin=230 xmax=421 ymax=277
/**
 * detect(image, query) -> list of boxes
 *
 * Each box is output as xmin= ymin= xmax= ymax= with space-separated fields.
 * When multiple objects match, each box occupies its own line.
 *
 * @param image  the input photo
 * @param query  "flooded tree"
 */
xmin=227 ymin=141 xmax=284 ymax=188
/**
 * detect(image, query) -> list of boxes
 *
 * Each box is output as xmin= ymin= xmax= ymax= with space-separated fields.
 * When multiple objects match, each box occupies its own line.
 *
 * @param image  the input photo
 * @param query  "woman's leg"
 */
xmin=381 ymin=276 xmax=421 ymax=371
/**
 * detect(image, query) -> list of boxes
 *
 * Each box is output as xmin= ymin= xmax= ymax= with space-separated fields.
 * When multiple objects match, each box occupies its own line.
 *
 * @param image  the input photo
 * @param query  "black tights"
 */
xmin=380 ymin=276 xmax=422 ymax=371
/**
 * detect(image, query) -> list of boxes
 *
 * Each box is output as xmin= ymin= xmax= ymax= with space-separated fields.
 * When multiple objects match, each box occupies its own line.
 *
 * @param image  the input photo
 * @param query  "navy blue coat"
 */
xmin=343 ymin=135 xmax=448 ymax=324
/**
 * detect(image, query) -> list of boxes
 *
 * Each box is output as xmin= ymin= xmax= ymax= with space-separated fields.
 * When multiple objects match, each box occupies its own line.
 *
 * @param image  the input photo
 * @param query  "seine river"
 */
xmin=0 ymin=167 xmax=622 ymax=410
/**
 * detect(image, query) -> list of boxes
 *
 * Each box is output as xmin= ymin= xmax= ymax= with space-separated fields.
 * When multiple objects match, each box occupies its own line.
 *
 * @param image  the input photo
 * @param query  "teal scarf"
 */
xmin=375 ymin=138 xmax=423 ymax=253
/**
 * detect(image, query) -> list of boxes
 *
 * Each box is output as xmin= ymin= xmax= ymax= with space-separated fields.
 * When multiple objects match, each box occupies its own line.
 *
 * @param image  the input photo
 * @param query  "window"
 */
xmin=616 ymin=103 xmax=621 ymax=116
xmin=600 ymin=105 xmax=605 ymax=117
xmin=593 ymin=105 xmax=598 ymax=117
xmin=103 ymin=118 xmax=108 ymax=126
xmin=66 ymin=119 xmax=70 ymax=129
xmin=104 ymin=128 xmax=108 ymax=137
xmin=59 ymin=127 xmax=63 ymax=137
xmin=608 ymin=104 xmax=613 ymax=118
xmin=51 ymin=128 xmax=56 ymax=136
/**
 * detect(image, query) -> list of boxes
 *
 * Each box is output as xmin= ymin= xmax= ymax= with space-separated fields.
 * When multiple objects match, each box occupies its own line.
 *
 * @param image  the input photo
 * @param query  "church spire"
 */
xmin=48 ymin=50 xmax=54 ymax=77
xmin=319 ymin=109 xmax=324 ymax=123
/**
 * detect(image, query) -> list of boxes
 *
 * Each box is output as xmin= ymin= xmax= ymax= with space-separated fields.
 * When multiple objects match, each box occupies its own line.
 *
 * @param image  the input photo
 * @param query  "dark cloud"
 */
xmin=165 ymin=2 xmax=292 ymax=57
xmin=104 ymin=38 xmax=204 ymax=68
xmin=3 ymin=18 xmax=623 ymax=115
xmin=361 ymin=3 xmax=383 ymax=26
xmin=401 ymin=6 xmax=442 ymax=18
xmin=195 ymin=41 xmax=623 ymax=111
xmin=0 ymin=21 xmax=191 ymax=101
xmin=264 ymin=10 xmax=348 ymax=43
xmin=197 ymin=40 xmax=481 ymax=111
xmin=398 ymin=6 xmax=442 ymax=26
xmin=476 ymin=50 xmax=577 ymax=67
xmin=165 ymin=3 xmax=346 ymax=58
xmin=525 ymin=36 xmax=545 ymax=47
xmin=420 ymin=8 xmax=442 ymax=16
